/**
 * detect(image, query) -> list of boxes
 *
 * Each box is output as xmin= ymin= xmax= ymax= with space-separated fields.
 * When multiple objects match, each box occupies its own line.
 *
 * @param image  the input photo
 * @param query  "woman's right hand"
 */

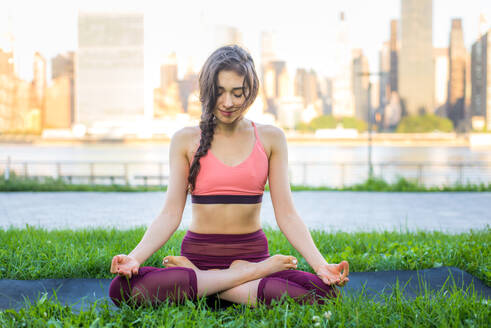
xmin=110 ymin=254 xmax=140 ymax=279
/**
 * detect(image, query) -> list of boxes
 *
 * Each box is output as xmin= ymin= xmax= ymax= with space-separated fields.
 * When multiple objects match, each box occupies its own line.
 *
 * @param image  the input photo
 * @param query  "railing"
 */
xmin=1 ymin=159 xmax=491 ymax=187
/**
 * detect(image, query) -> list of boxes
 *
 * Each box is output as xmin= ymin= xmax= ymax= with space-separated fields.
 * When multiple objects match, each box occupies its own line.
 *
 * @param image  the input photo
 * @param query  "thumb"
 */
xmin=338 ymin=261 xmax=349 ymax=279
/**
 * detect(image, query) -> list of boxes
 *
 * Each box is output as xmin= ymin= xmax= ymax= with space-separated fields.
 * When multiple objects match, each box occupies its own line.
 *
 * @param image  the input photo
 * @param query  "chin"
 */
xmin=217 ymin=111 xmax=243 ymax=122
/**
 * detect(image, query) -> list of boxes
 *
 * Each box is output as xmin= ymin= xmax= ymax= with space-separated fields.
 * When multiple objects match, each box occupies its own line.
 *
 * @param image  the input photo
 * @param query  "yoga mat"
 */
xmin=1 ymin=267 xmax=488 ymax=311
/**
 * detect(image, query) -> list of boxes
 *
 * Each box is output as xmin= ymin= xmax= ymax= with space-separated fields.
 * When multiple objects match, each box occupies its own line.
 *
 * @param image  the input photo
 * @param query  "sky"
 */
xmin=0 ymin=0 xmax=489 ymax=88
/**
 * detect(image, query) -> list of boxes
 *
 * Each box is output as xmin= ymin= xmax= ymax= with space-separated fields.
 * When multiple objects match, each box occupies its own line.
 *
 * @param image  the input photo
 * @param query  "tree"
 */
xmin=340 ymin=117 xmax=367 ymax=132
xmin=396 ymin=114 xmax=454 ymax=133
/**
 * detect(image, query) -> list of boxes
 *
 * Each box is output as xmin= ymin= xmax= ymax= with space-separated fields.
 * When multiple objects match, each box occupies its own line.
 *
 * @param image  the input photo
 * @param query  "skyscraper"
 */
xmin=399 ymin=0 xmax=434 ymax=115
xmin=294 ymin=68 xmax=319 ymax=109
xmin=76 ymin=12 xmax=144 ymax=130
xmin=471 ymin=29 xmax=491 ymax=130
xmin=52 ymin=52 xmax=74 ymax=80
xmin=160 ymin=52 xmax=178 ymax=93
xmin=332 ymin=12 xmax=355 ymax=118
xmin=389 ymin=19 xmax=399 ymax=94
xmin=352 ymin=49 xmax=370 ymax=121
xmin=433 ymin=48 xmax=449 ymax=116
xmin=32 ymin=52 xmax=46 ymax=108
xmin=447 ymin=18 xmax=467 ymax=130
xmin=263 ymin=60 xmax=287 ymax=116
xmin=0 ymin=49 xmax=15 ymax=132
xmin=47 ymin=52 xmax=75 ymax=128
xmin=260 ymin=30 xmax=277 ymax=67
xmin=379 ymin=41 xmax=391 ymax=110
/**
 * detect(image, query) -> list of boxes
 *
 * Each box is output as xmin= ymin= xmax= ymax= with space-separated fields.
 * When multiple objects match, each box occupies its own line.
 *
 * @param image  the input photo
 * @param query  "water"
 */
xmin=1 ymin=143 xmax=491 ymax=186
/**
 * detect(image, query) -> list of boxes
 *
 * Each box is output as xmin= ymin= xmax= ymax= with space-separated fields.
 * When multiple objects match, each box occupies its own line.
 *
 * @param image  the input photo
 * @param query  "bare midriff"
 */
xmin=189 ymin=203 xmax=262 ymax=234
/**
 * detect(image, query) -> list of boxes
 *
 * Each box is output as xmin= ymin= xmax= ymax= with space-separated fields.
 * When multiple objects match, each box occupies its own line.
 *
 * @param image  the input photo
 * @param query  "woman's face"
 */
xmin=213 ymin=70 xmax=246 ymax=123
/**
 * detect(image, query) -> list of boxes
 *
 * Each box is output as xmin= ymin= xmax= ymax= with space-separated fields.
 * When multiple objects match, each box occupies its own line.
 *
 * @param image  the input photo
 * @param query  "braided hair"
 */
xmin=187 ymin=45 xmax=259 ymax=193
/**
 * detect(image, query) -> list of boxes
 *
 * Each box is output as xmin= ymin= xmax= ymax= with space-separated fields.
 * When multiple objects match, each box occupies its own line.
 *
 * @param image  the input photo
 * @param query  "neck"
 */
xmin=215 ymin=117 xmax=248 ymax=136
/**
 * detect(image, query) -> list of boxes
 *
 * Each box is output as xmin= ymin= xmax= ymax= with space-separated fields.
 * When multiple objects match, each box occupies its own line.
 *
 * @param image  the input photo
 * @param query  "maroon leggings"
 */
xmin=109 ymin=229 xmax=338 ymax=307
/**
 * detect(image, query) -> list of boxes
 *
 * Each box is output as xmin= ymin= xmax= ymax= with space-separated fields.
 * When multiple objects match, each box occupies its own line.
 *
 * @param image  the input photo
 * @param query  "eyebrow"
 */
xmin=217 ymin=86 xmax=244 ymax=91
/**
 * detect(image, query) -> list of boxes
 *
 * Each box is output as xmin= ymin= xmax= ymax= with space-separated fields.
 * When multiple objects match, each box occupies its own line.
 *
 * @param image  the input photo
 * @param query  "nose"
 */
xmin=223 ymin=93 xmax=233 ymax=108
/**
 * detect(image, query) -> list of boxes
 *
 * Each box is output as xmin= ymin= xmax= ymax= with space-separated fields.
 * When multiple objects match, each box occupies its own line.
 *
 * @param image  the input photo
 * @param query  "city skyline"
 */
xmin=0 ymin=0 xmax=489 ymax=86
xmin=1 ymin=0 xmax=490 ymax=136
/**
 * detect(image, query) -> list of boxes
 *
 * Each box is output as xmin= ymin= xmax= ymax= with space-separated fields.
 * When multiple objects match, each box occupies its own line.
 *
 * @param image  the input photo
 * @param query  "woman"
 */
xmin=109 ymin=45 xmax=349 ymax=308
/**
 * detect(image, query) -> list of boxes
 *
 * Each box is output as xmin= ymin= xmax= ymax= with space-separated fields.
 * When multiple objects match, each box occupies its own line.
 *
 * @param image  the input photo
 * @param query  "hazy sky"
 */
xmin=1 ymin=0 xmax=489 ymax=87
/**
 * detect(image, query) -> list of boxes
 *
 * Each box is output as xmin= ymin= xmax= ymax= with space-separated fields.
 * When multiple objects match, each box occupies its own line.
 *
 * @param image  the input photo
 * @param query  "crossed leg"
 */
xmin=163 ymin=255 xmax=337 ymax=307
xmin=109 ymin=255 xmax=297 ymax=307
xmin=163 ymin=256 xmax=263 ymax=306
xmin=161 ymin=255 xmax=296 ymax=298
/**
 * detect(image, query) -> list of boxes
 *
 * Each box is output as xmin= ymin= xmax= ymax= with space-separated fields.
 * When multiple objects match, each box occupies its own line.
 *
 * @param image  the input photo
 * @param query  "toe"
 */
xmin=162 ymin=256 xmax=173 ymax=266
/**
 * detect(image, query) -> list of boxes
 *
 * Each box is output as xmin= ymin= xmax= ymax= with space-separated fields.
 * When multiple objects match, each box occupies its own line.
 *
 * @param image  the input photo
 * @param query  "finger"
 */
xmin=337 ymin=277 xmax=349 ymax=287
xmin=110 ymin=256 xmax=120 ymax=273
xmin=110 ymin=258 xmax=117 ymax=273
xmin=323 ymin=278 xmax=333 ymax=286
xmin=339 ymin=261 xmax=349 ymax=280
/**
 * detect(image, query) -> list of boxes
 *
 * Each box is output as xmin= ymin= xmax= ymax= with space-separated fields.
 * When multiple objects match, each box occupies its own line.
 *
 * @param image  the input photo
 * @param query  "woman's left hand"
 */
xmin=316 ymin=260 xmax=349 ymax=286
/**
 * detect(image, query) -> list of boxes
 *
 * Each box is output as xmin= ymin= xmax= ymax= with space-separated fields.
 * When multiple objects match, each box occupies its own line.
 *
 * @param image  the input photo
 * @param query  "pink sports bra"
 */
xmin=191 ymin=121 xmax=269 ymax=204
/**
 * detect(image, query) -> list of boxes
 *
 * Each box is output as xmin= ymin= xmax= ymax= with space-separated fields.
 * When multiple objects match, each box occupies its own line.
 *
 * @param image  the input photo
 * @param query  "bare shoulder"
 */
xmin=172 ymin=126 xmax=200 ymax=141
xmin=171 ymin=126 xmax=201 ymax=163
xmin=255 ymin=123 xmax=286 ymax=157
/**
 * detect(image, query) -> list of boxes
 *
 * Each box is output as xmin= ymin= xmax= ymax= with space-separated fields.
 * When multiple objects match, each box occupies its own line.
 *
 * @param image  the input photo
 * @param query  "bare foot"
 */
xmin=229 ymin=255 xmax=297 ymax=280
xmin=162 ymin=256 xmax=198 ymax=270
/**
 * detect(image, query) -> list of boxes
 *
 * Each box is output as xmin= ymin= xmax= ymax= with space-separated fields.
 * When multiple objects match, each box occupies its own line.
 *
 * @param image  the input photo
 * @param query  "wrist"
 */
xmin=312 ymin=259 xmax=329 ymax=273
xmin=128 ymin=252 xmax=143 ymax=265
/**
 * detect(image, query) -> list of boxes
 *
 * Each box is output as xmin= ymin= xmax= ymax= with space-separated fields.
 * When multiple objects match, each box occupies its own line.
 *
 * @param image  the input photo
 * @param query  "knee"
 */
xmin=109 ymin=275 xmax=132 ymax=307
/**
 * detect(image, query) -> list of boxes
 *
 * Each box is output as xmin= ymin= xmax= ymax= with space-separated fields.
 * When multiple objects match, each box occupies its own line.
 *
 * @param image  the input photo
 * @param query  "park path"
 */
xmin=0 ymin=191 xmax=489 ymax=233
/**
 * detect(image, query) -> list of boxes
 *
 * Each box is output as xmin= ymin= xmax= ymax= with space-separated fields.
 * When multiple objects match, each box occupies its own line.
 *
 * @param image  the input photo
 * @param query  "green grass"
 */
xmin=1 ymin=228 xmax=489 ymax=327
xmin=1 ymin=227 xmax=489 ymax=284
xmin=1 ymin=174 xmax=491 ymax=192
xmin=1 ymin=286 xmax=489 ymax=327
xmin=0 ymin=226 xmax=491 ymax=327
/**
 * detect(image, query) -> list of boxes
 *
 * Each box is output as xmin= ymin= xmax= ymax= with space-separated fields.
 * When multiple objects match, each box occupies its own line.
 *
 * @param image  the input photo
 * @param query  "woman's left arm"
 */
xmin=267 ymin=126 xmax=349 ymax=286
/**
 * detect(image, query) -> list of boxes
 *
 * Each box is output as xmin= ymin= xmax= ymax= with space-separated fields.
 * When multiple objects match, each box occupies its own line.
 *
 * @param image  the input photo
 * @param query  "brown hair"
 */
xmin=187 ymin=45 xmax=259 ymax=193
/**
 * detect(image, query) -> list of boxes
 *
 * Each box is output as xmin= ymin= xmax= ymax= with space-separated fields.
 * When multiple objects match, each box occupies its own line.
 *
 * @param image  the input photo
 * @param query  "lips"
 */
xmin=219 ymin=109 xmax=238 ymax=115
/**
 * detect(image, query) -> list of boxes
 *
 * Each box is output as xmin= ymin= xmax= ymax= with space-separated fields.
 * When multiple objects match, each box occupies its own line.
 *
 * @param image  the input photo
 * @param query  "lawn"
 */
xmin=0 ymin=227 xmax=489 ymax=327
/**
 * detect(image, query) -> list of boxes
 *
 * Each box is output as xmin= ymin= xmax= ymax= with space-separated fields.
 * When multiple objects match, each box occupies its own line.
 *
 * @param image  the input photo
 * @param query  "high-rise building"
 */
xmin=178 ymin=71 xmax=199 ymax=114
xmin=433 ymin=48 xmax=449 ymax=116
xmin=471 ymin=29 xmax=491 ymax=130
xmin=318 ymin=77 xmax=333 ymax=115
xmin=332 ymin=12 xmax=355 ymax=117
xmin=76 ymin=12 xmax=144 ymax=130
xmin=32 ymin=52 xmax=46 ymax=108
xmin=447 ymin=18 xmax=468 ymax=130
xmin=45 ymin=76 xmax=72 ymax=128
xmin=379 ymin=19 xmax=399 ymax=125
xmin=389 ymin=19 xmax=399 ymax=93
xmin=379 ymin=41 xmax=391 ymax=110
xmin=262 ymin=60 xmax=287 ymax=116
xmin=0 ymin=49 xmax=15 ymax=132
xmin=260 ymin=30 xmax=277 ymax=66
xmin=160 ymin=52 xmax=178 ymax=93
xmin=399 ymin=0 xmax=434 ymax=115
xmin=52 ymin=52 xmax=74 ymax=80
xmin=49 ymin=52 xmax=75 ymax=127
xmin=12 ymin=79 xmax=40 ymax=133
xmin=352 ymin=49 xmax=370 ymax=121
xmin=294 ymin=68 xmax=319 ymax=108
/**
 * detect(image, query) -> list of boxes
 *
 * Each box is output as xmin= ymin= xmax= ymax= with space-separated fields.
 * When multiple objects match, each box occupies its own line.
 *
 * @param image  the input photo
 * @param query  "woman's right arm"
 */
xmin=116 ymin=128 xmax=192 ymax=270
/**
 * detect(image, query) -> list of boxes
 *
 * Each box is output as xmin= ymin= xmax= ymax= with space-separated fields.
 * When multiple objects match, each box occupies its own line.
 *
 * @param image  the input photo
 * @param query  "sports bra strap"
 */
xmin=252 ymin=121 xmax=259 ymax=141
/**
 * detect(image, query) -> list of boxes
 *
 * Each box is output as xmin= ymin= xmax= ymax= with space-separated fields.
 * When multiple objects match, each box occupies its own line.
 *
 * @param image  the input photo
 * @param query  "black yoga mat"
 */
xmin=1 ymin=267 xmax=489 ymax=311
